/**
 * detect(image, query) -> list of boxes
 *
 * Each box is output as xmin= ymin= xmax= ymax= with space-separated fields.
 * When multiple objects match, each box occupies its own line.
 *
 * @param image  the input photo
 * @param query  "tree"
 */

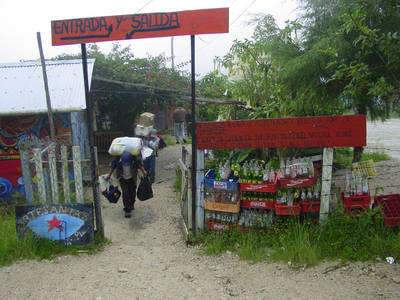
xmin=299 ymin=0 xmax=400 ymax=161
xmin=55 ymin=43 xmax=191 ymax=133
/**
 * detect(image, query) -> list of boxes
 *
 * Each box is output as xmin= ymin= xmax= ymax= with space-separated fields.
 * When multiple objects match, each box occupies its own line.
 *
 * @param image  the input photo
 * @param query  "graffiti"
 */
xmin=16 ymin=204 xmax=94 ymax=245
xmin=126 ymin=12 xmax=180 ymax=38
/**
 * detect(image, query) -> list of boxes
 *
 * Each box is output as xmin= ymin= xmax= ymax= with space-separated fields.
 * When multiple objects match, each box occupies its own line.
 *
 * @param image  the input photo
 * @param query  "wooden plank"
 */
xmin=320 ymin=148 xmax=333 ymax=223
xmin=33 ymin=148 xmax=46 ymax=203
xmin=20 ymin=150 xmax=33 ymax=203
xmin=51 ymin=8 xmax=229 ymax=46
xmin=48 ymin=144 xmax=59 ymax=204
xmin=72 ymin=146 xmax=84 ymax=203
xmin=196 ymin=115 xmax=367 ymax=150
xmin=196 ymin=149 xmax=205 ymax=230
xmin=61 ymin=146 xmax=71 ymax=204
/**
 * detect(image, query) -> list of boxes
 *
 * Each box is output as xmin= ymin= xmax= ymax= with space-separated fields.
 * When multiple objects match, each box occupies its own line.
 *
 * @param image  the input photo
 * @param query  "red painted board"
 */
xmin=196 ymin=115 xmax=366 ymax=149
xmin=51 ymin=8 xmax=229 ymax=46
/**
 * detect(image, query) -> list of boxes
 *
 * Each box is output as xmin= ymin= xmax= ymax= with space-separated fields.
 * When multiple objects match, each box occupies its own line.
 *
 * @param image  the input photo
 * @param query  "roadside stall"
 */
xmin=194 ymin=115 xmax=368 ymax=231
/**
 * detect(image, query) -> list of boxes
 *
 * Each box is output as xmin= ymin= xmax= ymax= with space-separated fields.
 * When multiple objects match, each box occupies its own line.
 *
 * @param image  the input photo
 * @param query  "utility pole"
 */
xmin=171 ymin=37 xmax=175 ymax=70
xmin=37 ymin=32 xmax=56 ymax=140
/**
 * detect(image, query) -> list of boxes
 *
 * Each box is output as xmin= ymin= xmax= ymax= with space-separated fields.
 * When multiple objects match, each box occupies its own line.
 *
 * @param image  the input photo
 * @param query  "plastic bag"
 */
xmin=137 ymin=175 xmax=153 ymax=201
xmin=99 ymin=175 xmax=121 ymax=204
xmin=108 ymin=137 xmax=143 ymax=156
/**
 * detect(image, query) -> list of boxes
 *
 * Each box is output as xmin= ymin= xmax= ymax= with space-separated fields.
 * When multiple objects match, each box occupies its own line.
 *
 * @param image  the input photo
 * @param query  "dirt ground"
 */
xmin=1 ymin=145 xmax=400 ymax=299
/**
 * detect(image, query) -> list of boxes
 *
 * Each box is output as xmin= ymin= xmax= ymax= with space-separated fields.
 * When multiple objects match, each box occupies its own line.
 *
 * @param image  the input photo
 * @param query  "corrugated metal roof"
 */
xmin=0 ymin=59 xmax=94 ymax=116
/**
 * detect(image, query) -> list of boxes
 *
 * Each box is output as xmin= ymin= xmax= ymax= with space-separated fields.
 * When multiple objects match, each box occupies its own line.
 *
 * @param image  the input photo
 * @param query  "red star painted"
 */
xmin=48 ymin=216 xmax=63 ymax=232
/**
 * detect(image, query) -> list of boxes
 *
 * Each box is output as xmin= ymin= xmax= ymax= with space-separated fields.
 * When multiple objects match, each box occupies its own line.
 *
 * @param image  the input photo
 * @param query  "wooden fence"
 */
xmin=20 ymin=144 xmax=97 ymax=204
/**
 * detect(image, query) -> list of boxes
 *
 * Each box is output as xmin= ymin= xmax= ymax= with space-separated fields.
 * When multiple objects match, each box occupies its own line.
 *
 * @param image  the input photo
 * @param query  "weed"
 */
xmin=335 ymin=148 xmax=390 ymax=169
xmin=194 ymin=210 xmax=400 ymax=266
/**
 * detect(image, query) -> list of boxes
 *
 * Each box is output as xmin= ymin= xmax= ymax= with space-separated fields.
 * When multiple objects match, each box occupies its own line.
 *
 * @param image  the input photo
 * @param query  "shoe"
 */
xmin=125 ymin=211 xmax=131 ymax=218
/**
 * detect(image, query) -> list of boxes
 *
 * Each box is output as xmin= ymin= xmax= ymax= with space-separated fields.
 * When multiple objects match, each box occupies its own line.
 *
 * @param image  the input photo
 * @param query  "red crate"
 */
xmin=275 ymin=203 xmax=301 ymax=216
xmin=241 ymin=200 xmax=275 ymax=210
xmin=301 ymin=200 xmax=320 ymax=214
xmin=240 ymin=182 xmax=277 ymax=193
xmin=206 ymin=220 xmax=236 ymax=231
xmin=375 ymin=194 xmax=400 ymax=227
xmin=279 ymin=177 xmax=317 ymax=189
xmin=341 ymin=193 xmax=371 ymax=213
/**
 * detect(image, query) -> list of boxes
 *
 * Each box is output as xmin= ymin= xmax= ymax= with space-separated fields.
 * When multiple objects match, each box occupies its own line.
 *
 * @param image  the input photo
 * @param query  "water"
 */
xmin=367 ymin=118 xmax=400 ymax=159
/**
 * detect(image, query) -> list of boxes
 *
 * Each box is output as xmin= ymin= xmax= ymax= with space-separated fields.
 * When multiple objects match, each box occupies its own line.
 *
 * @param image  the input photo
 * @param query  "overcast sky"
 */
xmin=0 ymin=0 xmax=298 ymax=75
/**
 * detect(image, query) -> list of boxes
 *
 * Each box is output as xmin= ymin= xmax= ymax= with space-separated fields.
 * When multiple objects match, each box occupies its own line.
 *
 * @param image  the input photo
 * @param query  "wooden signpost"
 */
xmin=51 ymin=8 xmax=229 ymax=46
xmin=196 ymin=115 xmax=366 ymax=150
xmin=51 ymin=7 xmax=230 ymax=234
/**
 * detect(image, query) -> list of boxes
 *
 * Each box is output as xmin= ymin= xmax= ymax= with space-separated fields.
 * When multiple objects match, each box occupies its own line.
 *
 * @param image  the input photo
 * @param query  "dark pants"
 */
xmin=119 ymin=178 xmax=136 ymax=212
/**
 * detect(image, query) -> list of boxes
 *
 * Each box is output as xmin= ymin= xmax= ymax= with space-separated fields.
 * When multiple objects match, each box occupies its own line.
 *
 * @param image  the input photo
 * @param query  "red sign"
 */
xmin=51 ymin=8 xmax=229 ymax=46
xmin=196 ymin=115 xmax=366 ymax=149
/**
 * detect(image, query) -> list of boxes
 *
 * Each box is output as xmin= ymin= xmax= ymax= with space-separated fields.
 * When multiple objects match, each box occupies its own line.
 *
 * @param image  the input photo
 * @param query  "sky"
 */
xmin=0 ymin=0 xmax=298 ymax=75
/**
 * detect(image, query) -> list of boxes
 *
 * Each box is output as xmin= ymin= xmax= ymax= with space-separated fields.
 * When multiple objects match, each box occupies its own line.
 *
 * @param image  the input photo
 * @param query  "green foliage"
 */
xmin=334 ymin=148 xmax=390 ymax=168
xmin=55 ymin=43 xmax=190 ymax=134
xmin=216 ymin=1 xmax=399 ymax=122
xmin=0 ymin=206 xmax=109 ymax=267
xmin=194 ymin=209 xmax=400 ymax=266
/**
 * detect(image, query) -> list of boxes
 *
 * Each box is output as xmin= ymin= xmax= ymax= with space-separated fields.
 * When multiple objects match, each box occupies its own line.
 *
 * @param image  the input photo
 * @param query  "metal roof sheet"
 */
xmin=0 ymin=59 xmax=94 ymax=116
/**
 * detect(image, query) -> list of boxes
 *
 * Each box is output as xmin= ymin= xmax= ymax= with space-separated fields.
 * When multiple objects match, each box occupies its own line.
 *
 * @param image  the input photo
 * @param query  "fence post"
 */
xmin=20 ymin=150 xmax=33 ymax=203
xmin=196 ymin=149 xmax=204 ymax=230
xmin=72 ymin=146 xmax=84 ymax=203
xmin=320 ymin=147 xmax=334 ymax=223
xmin=33 ymin=148 xmax=46 ymax=203
xmin=61 ymin=146 xmax=71 ymax=204
xmin=48 ymin=144 xmax=59 ymax=204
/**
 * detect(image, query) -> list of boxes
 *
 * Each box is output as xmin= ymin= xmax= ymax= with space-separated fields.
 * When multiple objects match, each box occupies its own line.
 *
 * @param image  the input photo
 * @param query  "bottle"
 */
xmin=362 ymin=177 xmax=369 ymax=195
xmin=345 ymin=173 xmax=351 ymax=197
xmin=307 ymin=188 xmax=313 ymax=200
xmin=301 ymin=189 xmax=306 ymax=201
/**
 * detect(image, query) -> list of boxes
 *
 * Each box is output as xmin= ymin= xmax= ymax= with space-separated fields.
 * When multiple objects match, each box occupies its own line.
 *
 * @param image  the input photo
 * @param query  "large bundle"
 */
xmin=137 ymin=112 xmax=154 ymax=127
xmin=108 ymin=137 xmax=143 ymax=156
xmin=135 ymin=124 xmax=153 ymax=137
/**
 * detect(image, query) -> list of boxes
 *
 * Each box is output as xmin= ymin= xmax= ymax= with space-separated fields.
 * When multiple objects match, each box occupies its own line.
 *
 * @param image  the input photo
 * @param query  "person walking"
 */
xmin=172 ymin=107 xmax=187 ymax=144
xmin=106 ymin=151 xmax=147 ymax=218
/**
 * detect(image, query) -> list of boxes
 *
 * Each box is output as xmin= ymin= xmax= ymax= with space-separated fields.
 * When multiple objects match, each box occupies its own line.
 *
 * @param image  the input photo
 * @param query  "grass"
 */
xmin=334 ymin=148 xmax=390 ymax=169
xmin=0 ymin=206 xmax=109 ymax=267
xmin=162 ymin=134 xmax=177 ymax=146
xmin=174 ymin=167 xmax=182 ymax=194
xmin=193 ymin=209 xmax=400 ymax=267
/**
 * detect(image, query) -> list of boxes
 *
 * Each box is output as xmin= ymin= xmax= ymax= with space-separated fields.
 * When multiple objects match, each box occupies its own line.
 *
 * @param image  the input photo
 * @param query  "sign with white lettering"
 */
xmin=16 ymin=204 xmax=94 ymax=245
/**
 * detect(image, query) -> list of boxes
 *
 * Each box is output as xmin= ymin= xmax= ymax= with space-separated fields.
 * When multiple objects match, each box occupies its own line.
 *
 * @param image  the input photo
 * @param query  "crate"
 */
xmin=279 ymin=177 xmax=317 ymax=189
xmin=275 ymin=203 xmax=301 ymax=216
xmin=204 ymin=177 xmax=239 ymax=192
xmin=341 ymin=193 xmax=371 ymax=213
xmin=240 ymin=182 xmax=277 ymax=193
xmin=206 ymin=220 xmax=237 ymax=231
xmin=375 ymin=194 xmax=400 ymax=227
xmin=301 ymin=200 xmax=320 ymax=214
xmin=204 ymin=200 xmax=240 ymax=213
xmin=241 ymin=199 xmax=275 ymax=210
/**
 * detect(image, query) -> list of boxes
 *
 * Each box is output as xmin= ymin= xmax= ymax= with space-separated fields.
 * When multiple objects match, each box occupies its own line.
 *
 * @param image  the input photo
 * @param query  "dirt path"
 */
xmin=1 ymin=145 xmax=400 ymax=299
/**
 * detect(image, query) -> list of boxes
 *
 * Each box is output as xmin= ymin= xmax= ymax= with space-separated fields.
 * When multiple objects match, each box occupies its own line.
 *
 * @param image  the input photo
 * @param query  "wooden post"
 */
xmin=196 ymin=149 xmax=205 ymax=230
xmin=190 ymin=35 xmax=197 ymax=233
xmin=36 ymin=32 xmax=56 ymax=140
xmin=320 ymin=148 xmax=334 ymax=223
xmin=48 ymin=144 xmax=59 ymax=204
xmin=72 ymin=146 xmax=84 ymax=203
xmin=61 ymin=146 xmax=71 ymax=203
xmin=20 ymin=150 xmax=33 ymax=203
xmin=33 ymin=148 xmax=46 ymax=203
xmin=81 ymin=43 xmax=104 ymax=237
